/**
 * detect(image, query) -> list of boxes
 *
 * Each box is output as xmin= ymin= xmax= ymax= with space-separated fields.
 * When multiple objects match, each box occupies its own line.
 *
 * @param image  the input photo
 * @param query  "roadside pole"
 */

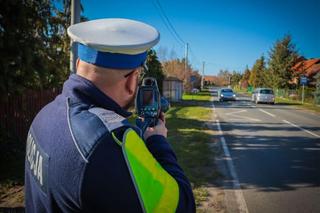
xmin=201 ymin=61 xmax=205 ymax=90
xmin=192 ymin=82 xmax=194 ymax=101
xmin=70 ymin=0 xmax=81 ymax=73
xmin=302 ymin=84 xmax=305 ymax=104
xmin=300 ymin=76 xmax=307 ymax=104
xmin=190 ymin=75 xmax=196 ymax=101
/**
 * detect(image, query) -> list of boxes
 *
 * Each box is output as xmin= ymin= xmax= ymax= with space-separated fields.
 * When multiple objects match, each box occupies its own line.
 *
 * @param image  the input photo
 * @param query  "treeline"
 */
xmin=145 ymin=49 xmax=202 ymax=93
xmin=224 ymin=35 xmax=301 ymax=90
xmin=0 ymin=0 xmax=201 ymax=96
xmin=0 ymin=0 xmax=88 ymax=95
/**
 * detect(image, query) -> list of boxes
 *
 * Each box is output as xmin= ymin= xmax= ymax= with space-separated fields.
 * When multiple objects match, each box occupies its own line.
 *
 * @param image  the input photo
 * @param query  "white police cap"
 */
xmin=68 ymin=18 xmax=160 ymax=55
xmin=67 ymin=18 xmax=159 ymax=69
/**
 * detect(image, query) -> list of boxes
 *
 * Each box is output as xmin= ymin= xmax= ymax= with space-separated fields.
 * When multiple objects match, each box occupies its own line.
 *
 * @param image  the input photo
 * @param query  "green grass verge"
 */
xmin=182 ymin=91 xmax=213 ymax=102
xmin=166 ymin=102 xmax=219 ymax=206
xmin=276 ymin=97 xmax=320 ymax=113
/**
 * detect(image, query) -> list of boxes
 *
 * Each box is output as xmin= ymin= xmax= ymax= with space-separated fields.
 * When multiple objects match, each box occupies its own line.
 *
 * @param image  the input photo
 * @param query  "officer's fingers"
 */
xmin=137 ymin=116 xmax=145 ymax=122
xmin=159 ymin=112 xmax=166 ymax=124
xmin=157 ymin=118 xmax=165 ymax=127
xmin=157 ymin=120 xmax=167 ymax=134
xmin=147 ymin=127 xmax=154 ymax=132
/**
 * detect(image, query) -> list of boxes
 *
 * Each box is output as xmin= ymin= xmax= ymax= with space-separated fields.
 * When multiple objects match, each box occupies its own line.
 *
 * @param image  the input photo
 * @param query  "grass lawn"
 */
xmin=166 ymin=105 xmax=217 ymax=206
xmin=166 ymin=94 xmax=219 ymax=207
xmin=276 ymin=97 xmax=320 ymax=113
xmin=182 ymin=90 xmax=213 ymax=102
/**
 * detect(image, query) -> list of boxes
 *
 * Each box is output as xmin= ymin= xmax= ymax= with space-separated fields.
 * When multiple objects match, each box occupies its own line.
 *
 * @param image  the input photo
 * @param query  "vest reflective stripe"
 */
xmin=121 ymin=128 xmax=179 ymax=213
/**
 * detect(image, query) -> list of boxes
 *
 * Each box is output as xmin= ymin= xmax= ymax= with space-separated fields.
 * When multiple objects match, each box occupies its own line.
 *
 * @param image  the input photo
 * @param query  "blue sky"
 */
xmin=79 ymin=0 xmax=320 ymax=75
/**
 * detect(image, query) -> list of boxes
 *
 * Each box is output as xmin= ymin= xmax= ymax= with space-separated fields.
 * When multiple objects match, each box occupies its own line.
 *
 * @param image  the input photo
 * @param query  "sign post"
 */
xmin=190 ymin=75 xmax=197 ymax=101
xmin=300 ymin=76 xmax=308 ymax=104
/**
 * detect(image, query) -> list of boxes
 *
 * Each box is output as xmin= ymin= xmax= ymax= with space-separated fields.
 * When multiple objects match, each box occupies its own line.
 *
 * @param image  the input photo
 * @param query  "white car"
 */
xmin=252 ymin=88 xmax=275 ymax=104
xmin=191 ymin=88 xmax=199 ymax=93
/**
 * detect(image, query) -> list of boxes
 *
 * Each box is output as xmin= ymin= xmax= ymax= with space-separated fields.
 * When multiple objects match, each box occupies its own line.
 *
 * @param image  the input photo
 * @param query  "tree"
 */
xmin=249 ymin=56 xmax=266 ymax=88
xmin=190 ymin=70 xmax=202 ymax=89
xmin=240 ymin=66 xmax=251 ymax=88
xmin=230 ymin=71 xmax=242 ymax=87
xmin=145 ymin=49 xmax=165 ymax=93
xmin=162 ymin=58 xmax=194 ymax=92
xmin=0 ymin=0 xmax=53 ymax=94
xmin=0 ymin=0 xmax=86 ymax=95
xmin=217 ymin=69 xmax=231 ymax=86
xmin=268 ymin=35 xmax=299 ymax=89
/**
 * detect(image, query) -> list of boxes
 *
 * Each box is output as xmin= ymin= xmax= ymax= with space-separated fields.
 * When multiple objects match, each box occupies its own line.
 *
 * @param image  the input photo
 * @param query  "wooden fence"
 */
xmin=0 ymin=89 xmax=61 ymax=143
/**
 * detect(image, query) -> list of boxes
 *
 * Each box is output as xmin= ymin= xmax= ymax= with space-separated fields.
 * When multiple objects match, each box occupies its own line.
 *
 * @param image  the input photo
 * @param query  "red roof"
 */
xmin=203 ymin=75 xmax=218 ymax=82
xmin=292 ymin=58 xmax=320 ymax=78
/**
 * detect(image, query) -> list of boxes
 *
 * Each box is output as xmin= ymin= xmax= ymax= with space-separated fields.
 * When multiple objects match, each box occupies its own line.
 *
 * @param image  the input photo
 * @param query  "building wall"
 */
xmin=163 ymin=80 xmax=183 ymax=102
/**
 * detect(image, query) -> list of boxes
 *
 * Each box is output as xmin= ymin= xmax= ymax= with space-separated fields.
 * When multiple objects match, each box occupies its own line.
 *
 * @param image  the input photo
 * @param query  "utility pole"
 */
xmin=184 ymin=43 xmax=189 ymax=75
xmin=201 ymin=61 xmax=205 ymax=90
xmin=70 ymin=0 xmax=81 ymax=73
xmin=184 ymin=43 xmax=189 ymax=91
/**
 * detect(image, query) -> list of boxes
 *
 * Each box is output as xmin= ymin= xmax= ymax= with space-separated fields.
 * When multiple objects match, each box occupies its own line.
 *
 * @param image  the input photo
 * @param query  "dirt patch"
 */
xmin=0 ymin=185 xmax=24 ymax=208
xmin=197 ymin=186 xmax=226 ymax=213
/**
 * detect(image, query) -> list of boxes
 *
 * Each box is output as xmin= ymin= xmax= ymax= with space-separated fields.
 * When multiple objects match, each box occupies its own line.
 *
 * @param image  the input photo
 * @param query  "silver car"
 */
xmin=252 ymin=88 xmax=275 ymax=104
xmin=218 ymin=88 xmax=236 ymax=101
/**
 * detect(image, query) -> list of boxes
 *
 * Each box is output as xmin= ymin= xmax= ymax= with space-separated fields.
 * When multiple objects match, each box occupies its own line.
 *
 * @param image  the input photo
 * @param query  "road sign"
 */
xmin=190 ymin=75 xmax=197 ymax=83
xmin=300 ymin=76 xmax=308 ymax=85
xmin=300 ymin=76 xmax=308 ymax=104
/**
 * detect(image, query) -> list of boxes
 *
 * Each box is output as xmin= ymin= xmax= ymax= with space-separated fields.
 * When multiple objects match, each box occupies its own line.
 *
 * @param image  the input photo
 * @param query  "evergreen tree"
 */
xmin=0 ymin=0 xmax=52 ymax=94
xmin=268 ymin=35 xmax=299 ymax=89
xmin=230 ymin=71 xmax=242 ymax=87
xmin=145 ymin=49 xmax=165 ymax=93
xmin=240 ymin=65 xmax=251 ymax=88
xmin=0 ymin=0 xmax=86 ymax=95
xmin=249 ymin=56 xmax=266 ymax=88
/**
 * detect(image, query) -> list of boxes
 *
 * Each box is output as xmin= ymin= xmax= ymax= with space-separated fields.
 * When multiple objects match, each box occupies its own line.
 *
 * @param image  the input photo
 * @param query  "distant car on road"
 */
xmin=191 ymin=88 xmax=199 ymax=93
xmin=218 ymin=88 xmax=236 ymax=101
xmin=252 ymin=88 xmax=275 ymax=104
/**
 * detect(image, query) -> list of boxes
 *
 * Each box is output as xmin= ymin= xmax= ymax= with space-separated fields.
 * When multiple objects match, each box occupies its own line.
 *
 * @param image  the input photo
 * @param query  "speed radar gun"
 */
xmin=135 ymin=77 xmax=170 ymax=134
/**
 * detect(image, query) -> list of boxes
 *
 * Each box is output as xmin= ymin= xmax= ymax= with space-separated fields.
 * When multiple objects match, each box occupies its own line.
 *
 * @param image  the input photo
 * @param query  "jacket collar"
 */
xmin=62 ymin=74 xmax=132 ymax=118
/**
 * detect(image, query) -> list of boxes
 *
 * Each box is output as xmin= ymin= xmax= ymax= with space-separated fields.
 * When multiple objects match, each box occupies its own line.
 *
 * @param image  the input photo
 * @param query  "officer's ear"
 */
xmin=76 ymin=58 xmax=80 ymax=70
xmin=124 ymin=69 xmax=139 ymax=95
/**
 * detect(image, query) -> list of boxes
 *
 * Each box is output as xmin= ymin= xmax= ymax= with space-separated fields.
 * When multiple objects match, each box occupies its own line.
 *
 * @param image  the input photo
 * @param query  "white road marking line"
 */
xmin=228 ymin=114 xmax=261 ymax=122
xmin=258 ymin=109 xmax=275 ymax=117
xmin=225 ymin=109 xmax=247 ymax=115
xmin=213 ymin=104 xmax=249 ymax=213
xmin=283 ymin=120 xmax=320 ymax=138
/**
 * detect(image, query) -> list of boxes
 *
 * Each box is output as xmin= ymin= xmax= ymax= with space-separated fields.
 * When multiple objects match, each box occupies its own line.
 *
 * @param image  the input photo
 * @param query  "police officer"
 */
xmin=25 ymin=18 xmax=195 ymax=212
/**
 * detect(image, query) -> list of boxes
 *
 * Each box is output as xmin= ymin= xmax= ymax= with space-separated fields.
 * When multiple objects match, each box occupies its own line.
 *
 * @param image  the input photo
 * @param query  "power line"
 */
xmin=189 ymin=47 xmax=202 ymax=68
xmin=153 ymin=0 xmax=185 ymax=45
xmin=152 ymin=1 xmax=182 ymax=46
xmin=152 ymin=0 xmax=204 ymax=73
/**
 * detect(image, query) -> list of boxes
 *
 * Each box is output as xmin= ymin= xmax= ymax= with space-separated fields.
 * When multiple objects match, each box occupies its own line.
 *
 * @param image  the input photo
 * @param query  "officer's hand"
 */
xmin=144 ymin=114 xmax=167 ymax=140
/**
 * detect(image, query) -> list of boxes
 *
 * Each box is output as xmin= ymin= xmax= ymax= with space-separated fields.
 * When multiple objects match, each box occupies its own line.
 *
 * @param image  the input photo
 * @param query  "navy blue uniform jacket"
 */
xmin=25 ymin=74 xmax=195 ymax=213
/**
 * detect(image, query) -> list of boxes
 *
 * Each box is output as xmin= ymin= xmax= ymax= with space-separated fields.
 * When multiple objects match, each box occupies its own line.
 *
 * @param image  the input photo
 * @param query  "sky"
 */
xmin=79 ymin=0 xmax=320 ymax=75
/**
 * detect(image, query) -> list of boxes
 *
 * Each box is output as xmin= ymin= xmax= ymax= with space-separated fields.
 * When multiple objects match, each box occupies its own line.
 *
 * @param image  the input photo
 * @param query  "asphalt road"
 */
xmin=213 ymin=95 xmax=320 ymax=213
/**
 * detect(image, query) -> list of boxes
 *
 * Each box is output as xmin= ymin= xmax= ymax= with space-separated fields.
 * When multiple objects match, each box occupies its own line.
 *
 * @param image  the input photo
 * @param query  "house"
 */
xmin=292 ymin=58 xmax=320 ymax=86
xmin=203 ymin=75 xmax=219 ymax=86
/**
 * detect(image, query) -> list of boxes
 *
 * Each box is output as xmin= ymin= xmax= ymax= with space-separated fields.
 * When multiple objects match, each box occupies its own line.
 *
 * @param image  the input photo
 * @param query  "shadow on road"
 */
xmin=213 ymin=100 xmax=305 ymax=110
xmin=216 ymin=121 xmax=320 ymax=192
